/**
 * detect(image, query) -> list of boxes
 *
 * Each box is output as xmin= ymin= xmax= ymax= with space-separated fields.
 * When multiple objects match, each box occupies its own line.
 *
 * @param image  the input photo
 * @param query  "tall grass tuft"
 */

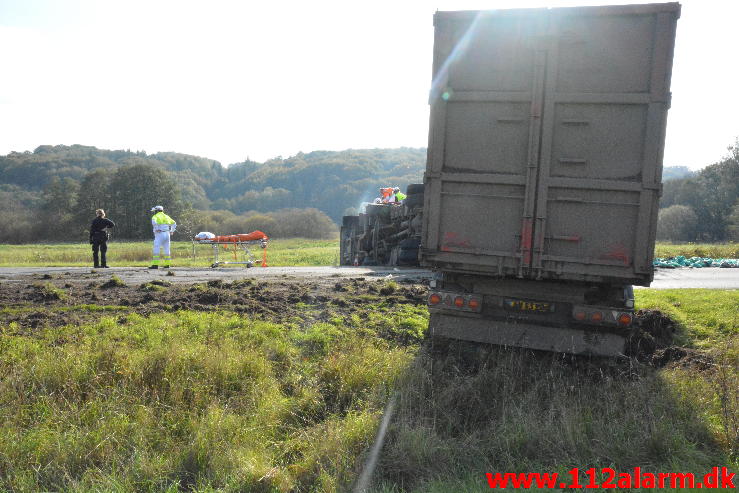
xmin=373 ymin=341 xmax=735 ymax=492
xmin=0 ymin=310 xmax=414 ymax=492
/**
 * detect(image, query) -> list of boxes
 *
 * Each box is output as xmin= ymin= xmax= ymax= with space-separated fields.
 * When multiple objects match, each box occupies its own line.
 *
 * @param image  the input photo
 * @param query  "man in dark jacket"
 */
xmin=90 ymin=209 xmax=115 ymax=268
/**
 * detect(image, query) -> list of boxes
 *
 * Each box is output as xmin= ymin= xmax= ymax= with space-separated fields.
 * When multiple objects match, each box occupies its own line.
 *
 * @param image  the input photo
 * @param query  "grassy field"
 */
xmin=0 ymin=283 xmax=736 ymax=492
xmin=0 ymin=287 xmax=427 ymax=492
xmin=0 ymin=238 xmax=339 ymax=268
xmin=655 ymin=242 xmax=738 ymax=259
xmin=0 ymin=240 xmax=735 ymax=268
xmin=636 ymin=289 xmax=739 ymax=349
xmin=368 ymin=289 xmax=738 ymax=492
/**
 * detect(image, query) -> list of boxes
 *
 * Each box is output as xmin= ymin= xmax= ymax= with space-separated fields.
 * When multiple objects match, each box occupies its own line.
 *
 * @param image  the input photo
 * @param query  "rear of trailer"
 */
xmin=422 ymin=3 xmax=680 ymax=355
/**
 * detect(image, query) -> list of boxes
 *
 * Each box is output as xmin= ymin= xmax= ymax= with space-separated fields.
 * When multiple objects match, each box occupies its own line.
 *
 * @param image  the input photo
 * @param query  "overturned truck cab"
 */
xmin=340 ymin=184 xmax=425 ymax=267
xmin=422 ymin=3 xmax=680 ymax=356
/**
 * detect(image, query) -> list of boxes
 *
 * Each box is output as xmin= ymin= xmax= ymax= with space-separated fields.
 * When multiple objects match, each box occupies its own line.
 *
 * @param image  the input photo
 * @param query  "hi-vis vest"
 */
xmin=152 ymin=212 xmax=176 ymax=233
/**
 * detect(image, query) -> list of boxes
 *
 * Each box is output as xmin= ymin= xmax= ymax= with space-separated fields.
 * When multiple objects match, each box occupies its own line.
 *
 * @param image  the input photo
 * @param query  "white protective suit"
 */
xmin=151 ymin=211 xmax=177 ymax=266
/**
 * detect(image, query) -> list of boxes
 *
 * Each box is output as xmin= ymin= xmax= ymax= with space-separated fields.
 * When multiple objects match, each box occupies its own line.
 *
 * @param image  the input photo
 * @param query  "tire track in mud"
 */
xmin=0 ymin=273 xmax=710 ymax=370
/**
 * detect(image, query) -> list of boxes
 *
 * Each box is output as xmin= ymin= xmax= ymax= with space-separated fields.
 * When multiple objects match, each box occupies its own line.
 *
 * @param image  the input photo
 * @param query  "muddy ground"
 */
xmin=0 ymin=266 xmax=433 ymax=287
xmin=0 ymin=275 xmax=428 ymax=329
xmin=0 ymin=270 xmax=705 ymax=369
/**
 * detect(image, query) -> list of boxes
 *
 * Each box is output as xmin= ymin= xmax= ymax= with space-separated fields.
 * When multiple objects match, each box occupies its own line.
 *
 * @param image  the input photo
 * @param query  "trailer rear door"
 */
xmin=422 ymin=3 xmax=679 ymax=285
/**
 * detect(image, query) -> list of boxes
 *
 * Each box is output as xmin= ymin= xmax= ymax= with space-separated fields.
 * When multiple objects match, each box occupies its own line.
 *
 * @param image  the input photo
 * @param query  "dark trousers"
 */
xmin=92 ymin=240 xmax=108 ymax=267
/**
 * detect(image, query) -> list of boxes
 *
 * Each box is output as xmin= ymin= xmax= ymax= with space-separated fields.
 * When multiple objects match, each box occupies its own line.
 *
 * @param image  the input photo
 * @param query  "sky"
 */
xmin=0 ymin=0 xmax=736 ymax=169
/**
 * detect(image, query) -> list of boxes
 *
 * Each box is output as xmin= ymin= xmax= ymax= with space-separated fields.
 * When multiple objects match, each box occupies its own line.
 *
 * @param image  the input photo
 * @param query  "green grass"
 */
xmin=0 ymin=308 xmax=418 ymax=492
xmin=0 ymin=238 xmax=339 ymax=267
xmin=635 ymin=289 xmax=739 ymax=348
xmin=369 ymin=340 xmax=737 ymax=493
xmin=0 ymin=282 xmax=736 ymax=491
xmin=366 ymin=289 xmax=738 ymax=492
xmin=0 ymin=240 xmax=734 ymax=268
xmin=655 ymin=242 xmax=738 ymax=259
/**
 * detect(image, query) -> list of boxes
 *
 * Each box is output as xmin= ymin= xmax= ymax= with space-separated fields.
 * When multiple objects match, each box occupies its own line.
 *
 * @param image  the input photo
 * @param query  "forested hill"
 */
xmin=662 ymin=165 xmax=695 ymax=181
xmin=3 ymin=144 xmax=730 ymax=243
xmin=0 ymin=145 xmax=427 ymax=221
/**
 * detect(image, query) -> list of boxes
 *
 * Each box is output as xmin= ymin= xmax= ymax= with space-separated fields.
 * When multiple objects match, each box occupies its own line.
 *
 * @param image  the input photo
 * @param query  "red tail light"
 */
xmin=574 ymin=311 xmax=586 ymax=321
xmin=429 ymin=293 xmax=441 ymax=305
xmin=618 ymin=313 xmax=632 ymax=326
xmin=454 ymin=296 xmax=465 ymax=308
xmin=591 ymin=311 xmax=603 ymax=322
xmin=468 ymin=298 xmax=480 ymax=310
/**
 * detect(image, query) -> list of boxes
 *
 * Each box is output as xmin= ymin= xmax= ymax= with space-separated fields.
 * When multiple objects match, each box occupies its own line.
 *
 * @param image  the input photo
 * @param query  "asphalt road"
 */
xmin=0 ymin=266 xmax=434 ymax=286
xmin=0 ymin=266 xmax=737 ymax=289
xmin=646 ymin=267 xmax=739 ymax=289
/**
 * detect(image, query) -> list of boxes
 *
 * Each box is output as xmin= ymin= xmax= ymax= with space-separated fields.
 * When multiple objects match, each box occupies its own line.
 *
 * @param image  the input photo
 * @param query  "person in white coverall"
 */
xmin=149 ymin=205 xmax=176 ymax=269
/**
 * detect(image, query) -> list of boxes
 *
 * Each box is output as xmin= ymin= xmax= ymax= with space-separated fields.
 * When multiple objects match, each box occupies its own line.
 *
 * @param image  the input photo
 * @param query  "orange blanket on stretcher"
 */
xmin=210 ymin=231 xmax=268 ymax=242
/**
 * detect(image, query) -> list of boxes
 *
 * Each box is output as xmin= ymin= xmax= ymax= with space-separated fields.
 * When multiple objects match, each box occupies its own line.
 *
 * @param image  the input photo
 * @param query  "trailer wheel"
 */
xmin=342 ymin=215 xmax=359 ymax=228
xmin=389 ymin=246 xmax=400 ymax=266
xmin=403 ymin=194 xmax=424 ymax=208
xmin=340 ymin=225 xmax=355 ymax=265
xmin=365 ymin=204 xmax=390 ymax=217
xmin=371 ymin=218 xmax=380 ymax=264
xmin=398 ymin=248 xmax=419 ymax=265
xmin=399 ymin=237 xmax=421 ymax=249
xmin=339 ymin=227 xmax=347 ymax=265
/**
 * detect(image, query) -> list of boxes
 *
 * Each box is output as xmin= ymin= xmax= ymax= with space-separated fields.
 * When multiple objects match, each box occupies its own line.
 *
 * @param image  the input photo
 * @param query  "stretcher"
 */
xmin=191 ymin=231 xmax=269 ymax=268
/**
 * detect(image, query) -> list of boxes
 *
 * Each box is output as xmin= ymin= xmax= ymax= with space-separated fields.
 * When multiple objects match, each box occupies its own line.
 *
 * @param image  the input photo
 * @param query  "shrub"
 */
xmin=657 ymin=205 xmax=698 ymax=242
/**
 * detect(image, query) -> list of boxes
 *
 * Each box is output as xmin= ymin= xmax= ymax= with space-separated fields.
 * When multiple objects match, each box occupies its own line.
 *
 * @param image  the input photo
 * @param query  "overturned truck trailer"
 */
xmin=422 ymin=3 xmax=680 ymax=356
xmin=340 ymin=184 xmax=425 ymax=267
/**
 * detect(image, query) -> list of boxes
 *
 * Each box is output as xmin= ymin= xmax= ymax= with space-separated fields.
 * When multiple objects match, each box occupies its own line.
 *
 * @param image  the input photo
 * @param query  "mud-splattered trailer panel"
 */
xmin=423 ymin=3 xmax=680 ymax=286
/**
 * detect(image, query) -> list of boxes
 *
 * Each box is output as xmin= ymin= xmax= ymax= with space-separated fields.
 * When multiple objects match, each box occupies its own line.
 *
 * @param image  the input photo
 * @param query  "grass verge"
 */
xmin=368 ymin=289 xmax=737 ymax=492
xmin=636 ymin=289 xmax=738 ymax=348
xmin=1 ymin=241 xmax=735 ymax=268
xmin=0 ymin=305 xmax=421 ymax=492
xmin=0 ymin=238 xmax=339 ymax=267
xmin=0 ymin=287 xmax=735 ymax=492
xmin=655 ymin=242 xmax=738 ymax=259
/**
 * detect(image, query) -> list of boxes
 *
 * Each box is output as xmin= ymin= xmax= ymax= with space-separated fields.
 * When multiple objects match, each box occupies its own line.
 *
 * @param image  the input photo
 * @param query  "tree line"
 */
xmin=0 ymin=145 xmax=425 ymax=217
xmin=1 ymin=142 xmax=734 ymax=244
xmin=658 ymin=140 xmax=739 ymax=243
xmin=0 ymin=146 xmax=425 ymax=243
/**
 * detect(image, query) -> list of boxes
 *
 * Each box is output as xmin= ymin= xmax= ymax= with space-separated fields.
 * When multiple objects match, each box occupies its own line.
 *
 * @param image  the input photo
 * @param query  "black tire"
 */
xmin=389 ymin=247 xmax=400 ymax=266
xmin=403 ymin=194 xmax=424 ymax=208
xmin=339 ymin=226 xmax=349 ymax=265
xmin=406 ymin=183 xmax=424 ymax=195
xmin=342 ymin=215 xmax=359 ymax=228
xmin=365 ymin=204 xmax=389 ymax=217
xmin=397 ymin=248 xmax=419 ymax=265
xmin=399 ymin=237 xmax=421 ymax=249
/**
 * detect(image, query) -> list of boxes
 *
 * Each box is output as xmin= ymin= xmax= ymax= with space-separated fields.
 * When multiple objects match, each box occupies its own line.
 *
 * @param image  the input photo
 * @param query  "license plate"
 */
xmin=504 ymin=299 xmax=554 ymax=313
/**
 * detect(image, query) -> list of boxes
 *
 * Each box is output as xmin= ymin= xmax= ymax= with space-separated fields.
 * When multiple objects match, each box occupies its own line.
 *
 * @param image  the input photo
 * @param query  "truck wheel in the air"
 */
xmin=398 ymin=248 xmax=419 ymax=265
xmin=399 ymin=237 xmax=421 ymax=249
xmin=403 ymin=193 xmax=424 ymax=208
